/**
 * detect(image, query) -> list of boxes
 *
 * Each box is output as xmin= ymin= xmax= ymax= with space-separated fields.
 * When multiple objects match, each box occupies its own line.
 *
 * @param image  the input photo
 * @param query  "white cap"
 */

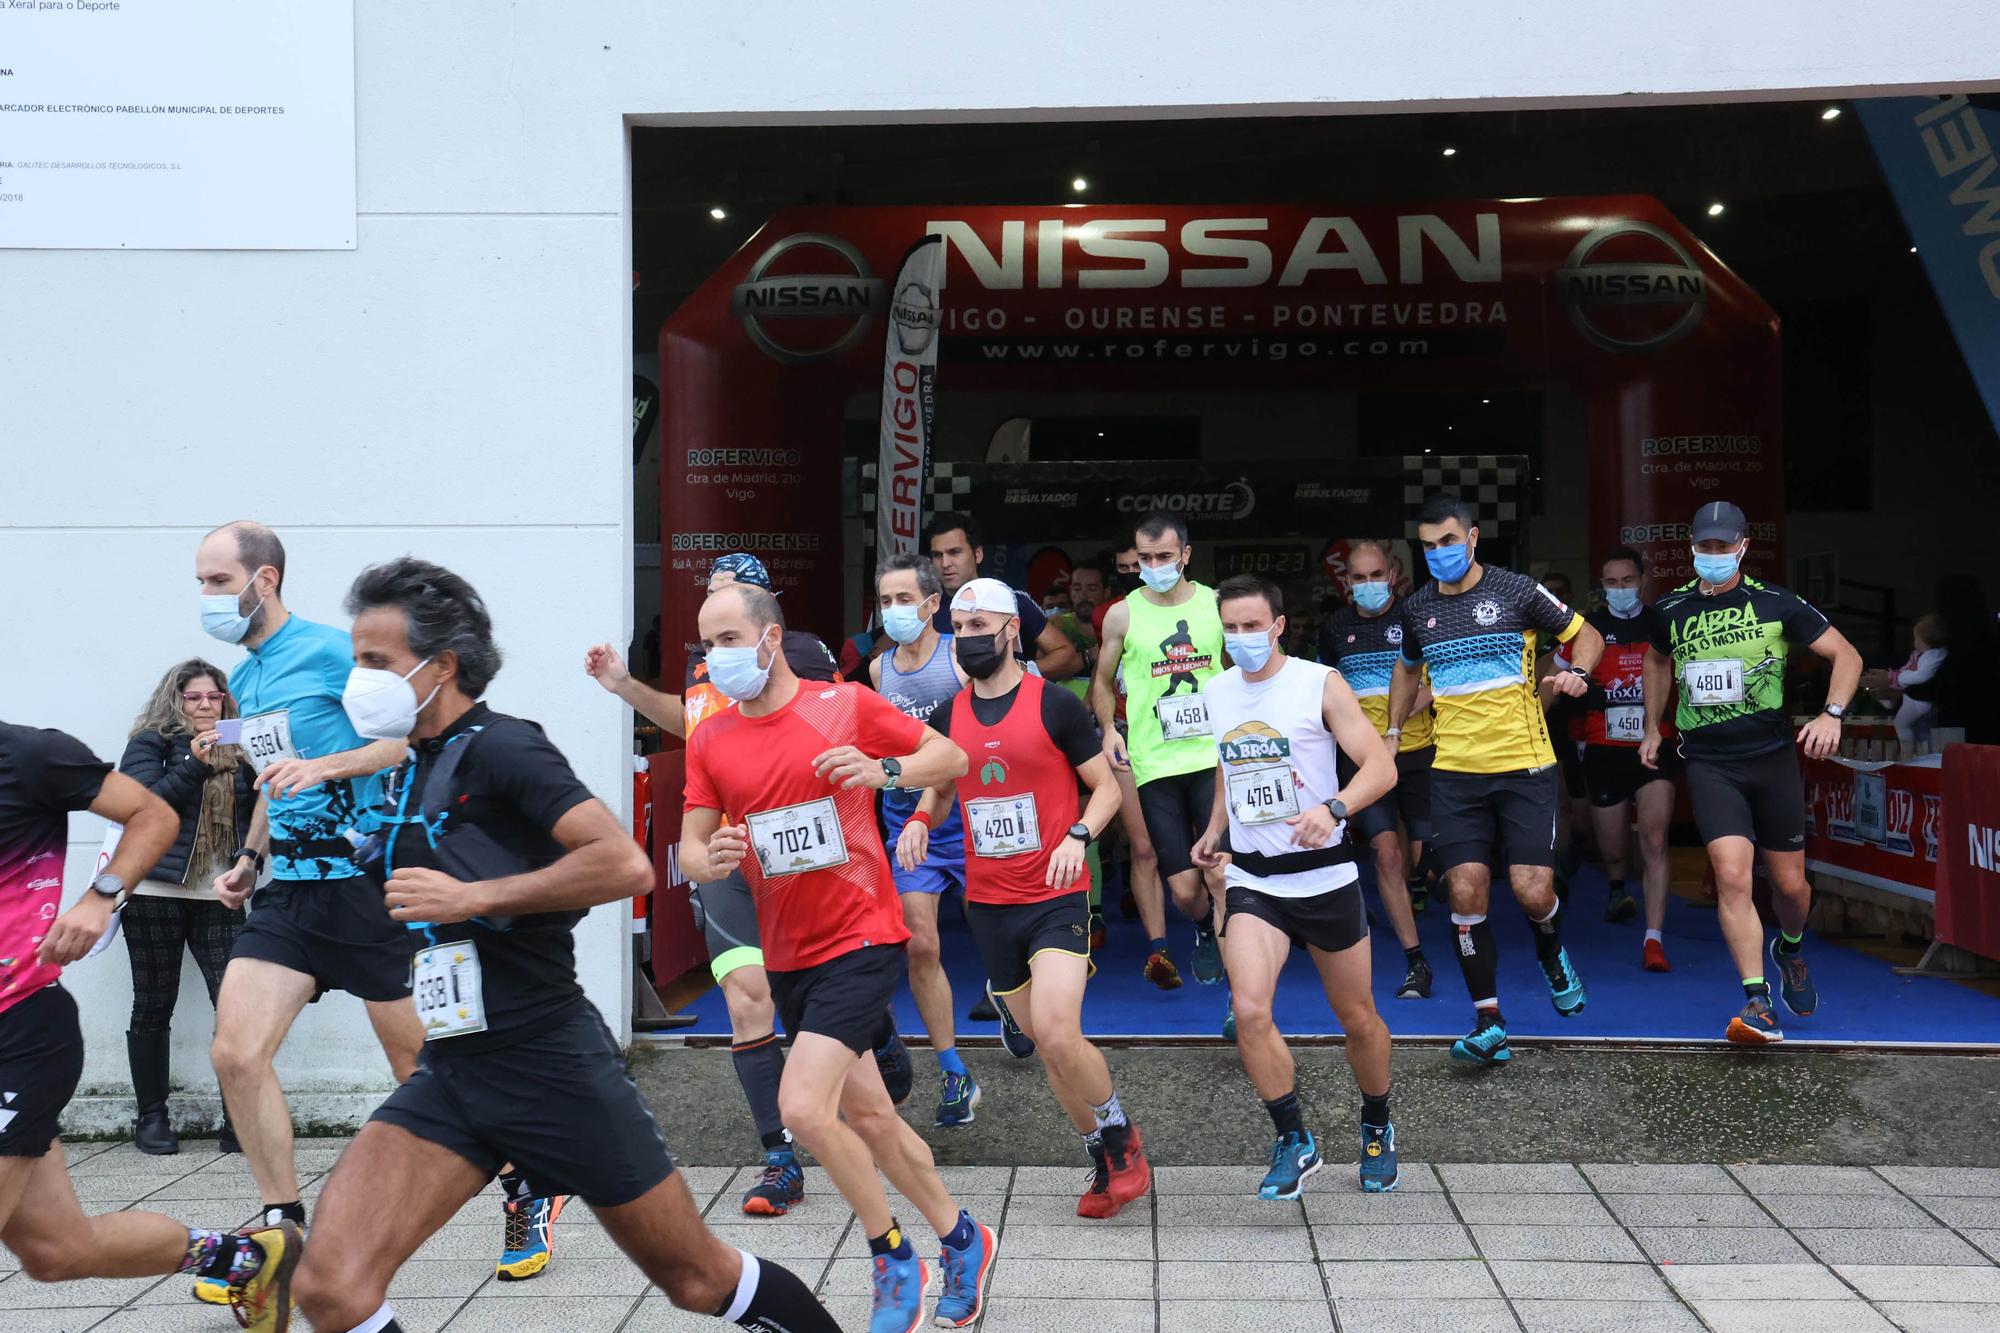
xmin=951 ymin=577 xmax=1020 ymax=616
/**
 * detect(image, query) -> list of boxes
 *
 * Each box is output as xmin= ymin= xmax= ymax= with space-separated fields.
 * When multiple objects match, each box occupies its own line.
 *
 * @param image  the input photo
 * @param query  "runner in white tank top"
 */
xmin=1190 ymin=575 xmax=1404 ymax=1199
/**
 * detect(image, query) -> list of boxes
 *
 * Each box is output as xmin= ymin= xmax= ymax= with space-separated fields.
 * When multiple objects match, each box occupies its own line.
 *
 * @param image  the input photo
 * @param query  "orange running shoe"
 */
xmin=1642 ymin=938 xmax=1671 ymax=973
xmin=1143 ymin=951 xmax=1183 ymax=991
xmin=1725 ymin=994 xmax=1784 ymax=1045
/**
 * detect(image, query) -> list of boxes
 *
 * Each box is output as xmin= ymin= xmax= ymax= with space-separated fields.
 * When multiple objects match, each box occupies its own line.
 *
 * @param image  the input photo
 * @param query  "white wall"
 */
xmin=3 ymin=0 xmax=1992 ymax=1121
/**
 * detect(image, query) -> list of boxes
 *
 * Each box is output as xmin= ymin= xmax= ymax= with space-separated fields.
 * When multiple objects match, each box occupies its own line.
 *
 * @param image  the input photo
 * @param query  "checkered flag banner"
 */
xmin=858 ymin=461 xmax=974 ymax=517
xmin=1401 ymin=455 xmax=1522 ymax=538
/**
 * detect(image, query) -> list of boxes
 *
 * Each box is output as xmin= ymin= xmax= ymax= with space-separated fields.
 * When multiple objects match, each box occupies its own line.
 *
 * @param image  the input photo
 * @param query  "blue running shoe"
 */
xmin=987 ymin=984 xmax=1037 ymax=1060
xmin=869 ymin=1250 xmax=928 ymax=1333
xmin=496 ymin=1194 xmax=565 ymax=1281
xmin=741 ymin=1148 xmax=806 ymax=1216
xmin=934 ymin=1071 xmax=981 ymax=1128
xmin=877 ymin=1029 xmax=915 ymax=1106
xmin=1545 ymin=947 xmax=1587 ymax=1017
xmin=1450 ymin=1017 xmax=1512 ymax=1065
xmin=1258 ymin=1130 xmax=1323 ymax=1201
xmin=1770 ymin=938 xmax=1818 ymax=1018
xmin=933 ymin=1216 xmax=997 ymax=1328
xmin=1221 ymin=993 xmax=1237 ymax=1042
xmin=1359 ymin=1122 xmax=1399 ymax=1193
xmin=1192 ymin=925 xmax=1224 ymax=985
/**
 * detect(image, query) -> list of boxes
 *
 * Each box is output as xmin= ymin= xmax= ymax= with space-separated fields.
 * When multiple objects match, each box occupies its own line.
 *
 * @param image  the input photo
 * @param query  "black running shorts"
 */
xmin=1138 ymin=768 xmax=1216 ymax=881
xmin=1430 ymin=767 xmax=1562 ymax=872
xmin=965 ymin=891 xmax=1094 ymax=996
xmin=0 ymin=985 xmax=84 ymax=1157
xmin=1345 ymin=745 xmax=1437 ymax=845
xmin=768 ymin=943 xmax=903 ymax=1056
xmin=1684 ymin=746 xmax=1807 ymax=852
xmin=1583 ymin=743 xmax=1679 ymax=810
xmin=1222 ymin=883 xmax=1367 ymax=955
xmin=371 ymin=1002 xmax=674 ymax=1207
xmin=232 ymin=877 xmax=415 ymax=1003
xmin=1556 ymin=736 xmax=1588 ymax=799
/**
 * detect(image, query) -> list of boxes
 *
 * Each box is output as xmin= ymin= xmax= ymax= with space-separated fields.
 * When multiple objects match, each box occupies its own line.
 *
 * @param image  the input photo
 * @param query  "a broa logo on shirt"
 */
xmin=978 ymin=757 xmax=1009 ymax=786
xmin=1220 ymin=721 xmax=1290 ymax=766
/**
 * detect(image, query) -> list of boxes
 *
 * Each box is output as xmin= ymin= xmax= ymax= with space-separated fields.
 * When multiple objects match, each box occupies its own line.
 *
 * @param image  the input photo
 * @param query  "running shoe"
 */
xmin=1408 ymin=879 xmax=1429 ymax=915
xmin=1077 ymin=1139 xmax=1114 ymax=1218
xmin=1143 ymin=950 xmax=1183 ymax=990
xmin=1220 ymin=994 xmax=1237 ymax=1042
xmin=1258 ymin=1129 xmax=1323 ymax=1201
xmin=934 ymin=1071 xmax=981 ymax=1128
xmin=869 ymin=1251 xmax=928 ymax=1333
xmin=1359 ymin=1122 xmax=1399 ymax=1194
xmin=496 ymin=1193 xmax=565 ymax=1281
xmin=932 ymin=1216 xmax=997 ymax=1328
xmin=968 ymin=993 xmax=999 ymax=1022
xmin=877 ymin=1030 xmax=915 ymax=1107
xmin=1083 ymin=1122 xmax=1152 ymax=1218
xmin=1396 ymin=957 xmax=1433 ymax=1000
xmin=1642 ymin=938 xmax=1671 ymax=973
xmin=1450 ymin=1016 xmax=1512 ymax=1065
xmin=1544 ymin=947 xmax=1587 ymax=1017
xmin=193 ymin=1275 xmax=231 ymax=1306
xmin=741 ymin=1148 xmax=806 ymax=1216
xmin=1726 ymin=993 xmax=1785 ymax=1044
xmin=1192 ymin=925 xmax=1224 ymax=985
xmin=1089 ymin=911 xmax=1107 ymax=953
xmin=987 ymin=984 xmax=1037 ymax=1060
xmin=230 ymin=1221 xmax=300 ymax=1333
xmin=1770 ymin=939 xmax=1818 ymax=1018
xmin=1605 ymin=889 xmax=1638 ymax=923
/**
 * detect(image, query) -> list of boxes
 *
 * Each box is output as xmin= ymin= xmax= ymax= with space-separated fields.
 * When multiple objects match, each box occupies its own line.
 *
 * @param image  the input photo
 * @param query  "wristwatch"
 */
xmin=1322 ymin=798 xmax=1349 ymax=821
xmin=1824 ymin=702 xmax=1848 ymax=720
xmin=1385 ymin=727 xmax=1402 ymax=739
xmin=87 ymin=872 xmax=125 ymax=902
xmin=231 ymin=846 xmax=266 ymax=873
xmin=880 ymin=757 xmax=904 ymax=789
xmin=1067 ymin=822 xmax=1095 ymax=845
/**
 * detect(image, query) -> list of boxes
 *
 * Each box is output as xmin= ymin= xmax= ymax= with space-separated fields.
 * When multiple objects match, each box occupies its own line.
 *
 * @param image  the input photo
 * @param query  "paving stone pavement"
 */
xmin=5 ymin=1142 xmax=2000 ymax=1330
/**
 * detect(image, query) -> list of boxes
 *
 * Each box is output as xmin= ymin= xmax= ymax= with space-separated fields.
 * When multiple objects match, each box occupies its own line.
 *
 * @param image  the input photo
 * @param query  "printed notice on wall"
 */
xmin=0 ymin=1 xmax=355 ymax=249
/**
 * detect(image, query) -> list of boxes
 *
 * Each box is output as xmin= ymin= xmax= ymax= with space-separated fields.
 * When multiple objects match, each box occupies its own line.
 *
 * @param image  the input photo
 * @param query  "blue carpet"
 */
xmin=669 ymin=865 xmax=2000 ymax=1046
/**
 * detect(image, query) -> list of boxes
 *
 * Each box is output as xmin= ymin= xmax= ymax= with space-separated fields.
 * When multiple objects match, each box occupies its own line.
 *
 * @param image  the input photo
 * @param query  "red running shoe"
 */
xmin=1642 ymin=938 xmax=1671 ymax=973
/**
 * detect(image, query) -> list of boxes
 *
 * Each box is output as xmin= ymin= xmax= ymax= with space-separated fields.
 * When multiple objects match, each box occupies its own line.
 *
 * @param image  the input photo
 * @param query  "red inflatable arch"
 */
xmin=660 ymin=197 xmax=1781 ymax=678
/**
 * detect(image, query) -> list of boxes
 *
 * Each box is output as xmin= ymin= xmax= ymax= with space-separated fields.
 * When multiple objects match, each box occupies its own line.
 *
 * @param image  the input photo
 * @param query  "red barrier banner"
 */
xmin=644 ymin=751 xmax=707 ymax=984
xmin=1802 ymin=755 xmax=1942 ymax=900
xmin=1937 ymin=745 xmax=2000 ymax=963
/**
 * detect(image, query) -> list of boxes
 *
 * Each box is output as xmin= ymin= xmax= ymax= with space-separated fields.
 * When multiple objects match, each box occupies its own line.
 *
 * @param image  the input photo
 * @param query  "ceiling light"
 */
xmin=1910 ymin=245 xmax=1919 ymax=254
xmin=1441 ymin=146 xmax=1457 ymax=157
xmin=1096 ymin=431 xmax=1105 ymax=437
xmin=1481 ymin=397 xmax=1492 ymax=404
xmin=708 ymin=206 xmax=727 ymax=220
xmin=1821 ymin=106 xmax=1842 ymax=121
xmin=1706 ymin=202 xmax=1726 ymax=217
xmin=1071 ymin=177 xmax=1089 ymax=193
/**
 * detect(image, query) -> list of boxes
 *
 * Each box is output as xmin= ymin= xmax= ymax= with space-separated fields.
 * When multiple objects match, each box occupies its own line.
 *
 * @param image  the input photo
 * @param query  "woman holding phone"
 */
xmin=116 ymin=659 xmax=255 ymax=1154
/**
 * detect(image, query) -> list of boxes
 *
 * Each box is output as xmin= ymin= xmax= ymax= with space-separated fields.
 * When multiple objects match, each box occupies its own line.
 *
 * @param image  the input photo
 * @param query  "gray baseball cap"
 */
xmin=1690 ymin=501 xmax=1748 ymax=544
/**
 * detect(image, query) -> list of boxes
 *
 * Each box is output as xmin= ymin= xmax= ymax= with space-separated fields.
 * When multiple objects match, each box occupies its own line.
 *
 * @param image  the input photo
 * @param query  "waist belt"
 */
xmin=272 ymin=836 xmax=356 ymax=864
xmin=1231 ymin=843 xmax=1355 ymax=878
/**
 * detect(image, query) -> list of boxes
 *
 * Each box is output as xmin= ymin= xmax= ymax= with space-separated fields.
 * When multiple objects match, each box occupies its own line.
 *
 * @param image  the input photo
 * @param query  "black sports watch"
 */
xmin=1823 ymin=702 xmax=1848 ymax=720
xmin=232 ymin=846 xmax=266 ymax=873
xmin=880 ymin=757 xmax=904 ymax=789
xmin=1067 ymin=822 xmax=1095 ymax=845
xmin=1323 ymin=798 xmax=1349 ymax=821
xmin=88 ymin=872 xmax=125 ymax=901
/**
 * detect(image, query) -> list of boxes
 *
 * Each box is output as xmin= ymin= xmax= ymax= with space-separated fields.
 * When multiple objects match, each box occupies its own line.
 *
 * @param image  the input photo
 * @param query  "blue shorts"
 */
xmin=893 ymin=856 xmax=966 ymax=896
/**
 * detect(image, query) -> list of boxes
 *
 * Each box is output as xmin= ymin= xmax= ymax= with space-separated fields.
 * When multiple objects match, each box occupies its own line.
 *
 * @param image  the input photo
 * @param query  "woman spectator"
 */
xmin=117 ymin=659 xmax=254 ymax=1154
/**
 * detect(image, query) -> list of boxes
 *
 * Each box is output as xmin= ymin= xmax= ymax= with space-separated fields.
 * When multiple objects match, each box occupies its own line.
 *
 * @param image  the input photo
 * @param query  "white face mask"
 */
xmin=342 ymin=658 xmax=438 ymax=740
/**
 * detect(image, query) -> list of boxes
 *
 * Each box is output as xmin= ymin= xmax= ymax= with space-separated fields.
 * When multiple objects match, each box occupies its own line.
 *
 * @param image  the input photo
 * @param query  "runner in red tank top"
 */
xmin=680 ymin=582 xmax=999 ymax=1331
xmin=900 ymin=579 xmax=1153 ymax=1220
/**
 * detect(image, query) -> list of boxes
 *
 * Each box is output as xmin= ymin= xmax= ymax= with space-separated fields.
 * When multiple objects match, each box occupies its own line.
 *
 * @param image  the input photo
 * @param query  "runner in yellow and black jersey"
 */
xmin=1388 ymin=495 xmax=1603 ymax=1067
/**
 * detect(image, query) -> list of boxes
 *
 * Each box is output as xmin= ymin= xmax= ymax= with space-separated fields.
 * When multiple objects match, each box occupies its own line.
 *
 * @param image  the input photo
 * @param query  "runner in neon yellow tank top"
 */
xmin=1091 ymin=511 xmax=1232 ymax=1006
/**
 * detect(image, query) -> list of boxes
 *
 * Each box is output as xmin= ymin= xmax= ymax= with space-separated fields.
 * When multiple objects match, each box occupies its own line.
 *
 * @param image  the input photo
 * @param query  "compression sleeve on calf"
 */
xmin=720 ymin=1249 xmax=760 ymax=1323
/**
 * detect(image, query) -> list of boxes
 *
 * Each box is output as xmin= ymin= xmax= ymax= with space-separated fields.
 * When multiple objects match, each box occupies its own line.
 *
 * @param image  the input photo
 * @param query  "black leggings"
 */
xmin=124 ymin=895 xmax=243 ymax=1033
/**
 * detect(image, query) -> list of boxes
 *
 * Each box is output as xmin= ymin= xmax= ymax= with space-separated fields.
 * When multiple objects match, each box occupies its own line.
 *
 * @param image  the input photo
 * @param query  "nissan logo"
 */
xmin=1555 ymin=220 xmax=1708 ymax=354
xmin=730 ymin=233 xmax=888 ymax=364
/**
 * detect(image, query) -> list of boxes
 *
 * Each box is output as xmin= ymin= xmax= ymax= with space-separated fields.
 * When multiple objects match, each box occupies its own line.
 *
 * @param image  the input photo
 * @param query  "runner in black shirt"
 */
xmin=291 ymin=558 xmax=836 ymax=1333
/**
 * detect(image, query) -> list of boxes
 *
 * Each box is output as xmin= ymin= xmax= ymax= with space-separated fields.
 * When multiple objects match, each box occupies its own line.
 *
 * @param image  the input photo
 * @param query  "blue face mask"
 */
xmin=1351 ymin=581 xmax=1393 ymax=613
xmin=198 ymin=573 xmax=268 ymax=645
xmin=1139 ymin=560 xmax=1183 ymax=595
xmin=882 ymin=601 xmax=931 ymax=645
xmin=1226 ymin=629 xmax=1276 ymax=673
xmin=1604 ymin=586 xmax=1642 ymax=616
xmin=708 ymin=631 xmax=776 ymax=701
xmin=1693 ymin=548 xmax=1742 ymax=586
xmin=1424 ymin=543 xmax=1472 ymax=584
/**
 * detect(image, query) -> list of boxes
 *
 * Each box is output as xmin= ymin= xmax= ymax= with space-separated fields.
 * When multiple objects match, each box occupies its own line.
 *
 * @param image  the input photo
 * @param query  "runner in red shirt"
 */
xmin=680 ymin=582 xmax=997 ymax=1332
xmin=900 ymin=578 xmax=1152 ymax=1220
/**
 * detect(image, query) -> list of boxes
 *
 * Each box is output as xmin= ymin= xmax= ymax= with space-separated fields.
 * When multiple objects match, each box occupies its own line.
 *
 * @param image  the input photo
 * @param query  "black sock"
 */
xmin=1744 ymin=978 xmax=1771 ymax=1001
xmin=1529 ymin=901 xmax=1566 ymax=975
xmin=1361 ymin=1090 xmax=1391 ymax=1127
xmin=867 ymin=1222 xmax=914 ymax=1261
xmin=1609 ymin=877 xmax=1627 ymax=898
xmin=1263 ymin=1090 xmax=1305 ymax=1139
xmin=497 ymin=1168 xmax=534 ymax=1207
xmin=731 ymin=1033 xmax=789 ymax=1147
xmin=1452 ymin=913 xmax=1499 ymax=1008
xmin=715 ymin=1250 xmax=839 ymax=1331
xmin=1407 ymin=876 xmax=1426 ymax=893
xmin=1774 ymin=930 xmax=1804 ymax=958
xmin=1403 ymin=945 xmax=1427 ymax=968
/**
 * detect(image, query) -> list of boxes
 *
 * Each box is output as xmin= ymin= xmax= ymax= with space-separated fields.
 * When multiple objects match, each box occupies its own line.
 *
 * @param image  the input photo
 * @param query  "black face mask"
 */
xmin=1113 ymin=571 xmax=1143 ymax=595
xmin=955 ymin=631 xmax=1010 ymax=680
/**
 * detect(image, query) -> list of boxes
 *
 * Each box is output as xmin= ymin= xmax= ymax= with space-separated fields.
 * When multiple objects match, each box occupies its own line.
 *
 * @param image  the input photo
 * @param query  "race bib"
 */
xmin=413 ymin=940 xmax=487 ymax=1041
xmin=965 ymin=794 xmax=1042 ymax=858
xmin=1604 ymin=706 xmax=1646 ymax=743
xmin=1682 ymin=660 xmax=1746 ymax=706
xmin=236 ymin=710 xmax=298 ymax=775
xmin=1227 ymin=766 xmax=1302 ymax=826
xmin=1155 ymin=693 xmax=1210 ymax=741
xmin=747 ymin=797 xmax=849 ymax=875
